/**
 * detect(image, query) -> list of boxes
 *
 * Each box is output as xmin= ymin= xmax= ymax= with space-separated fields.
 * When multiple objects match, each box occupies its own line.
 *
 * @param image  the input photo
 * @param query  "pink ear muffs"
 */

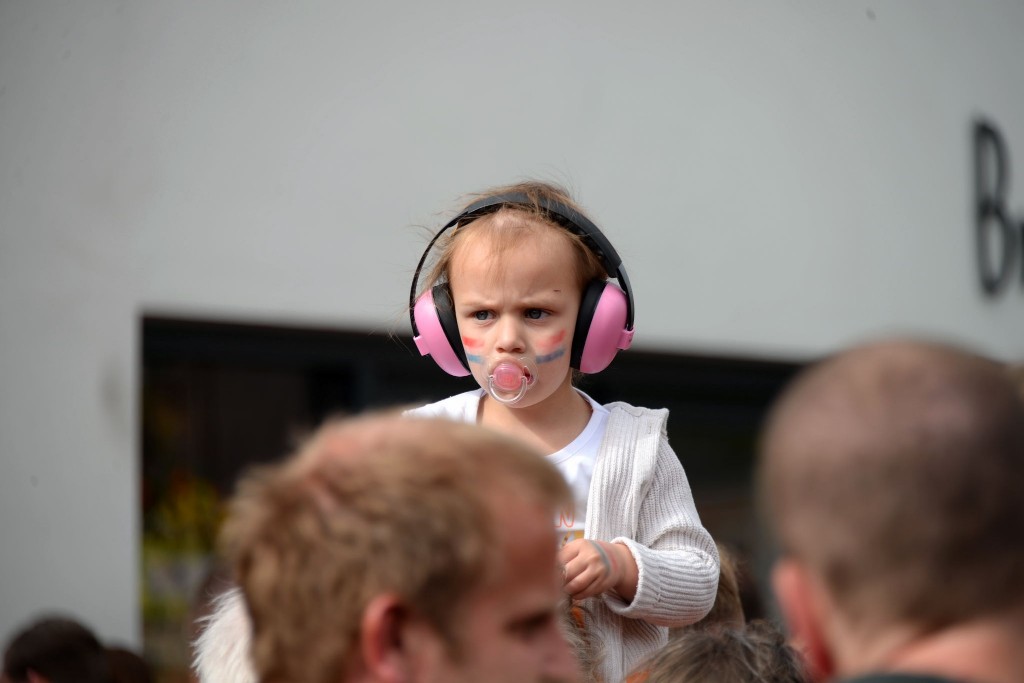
xmin=572 ymin=280 xmax=635 ymax=373
xmin=412 ymin=285 xmax=471 ymax=377
xmin=409 ymin=192 xmax=635 ymax=378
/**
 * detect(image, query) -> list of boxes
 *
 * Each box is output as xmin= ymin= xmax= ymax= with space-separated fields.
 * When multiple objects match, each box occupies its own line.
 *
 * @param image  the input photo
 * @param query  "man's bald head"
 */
xmin=759 ymin=339 xmax=1024 ymax=633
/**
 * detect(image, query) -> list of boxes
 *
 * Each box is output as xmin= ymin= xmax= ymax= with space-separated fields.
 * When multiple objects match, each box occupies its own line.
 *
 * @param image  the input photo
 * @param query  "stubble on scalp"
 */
xmin=759 ymin=339 xmax=1024 ymax=632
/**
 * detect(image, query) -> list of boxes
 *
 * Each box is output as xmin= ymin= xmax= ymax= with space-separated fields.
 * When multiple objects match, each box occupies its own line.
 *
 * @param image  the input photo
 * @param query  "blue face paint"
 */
xmin=535 ymin=348 xmax=566 ymax=364
xmin=466 ymin=353 xmax=484 ymax=364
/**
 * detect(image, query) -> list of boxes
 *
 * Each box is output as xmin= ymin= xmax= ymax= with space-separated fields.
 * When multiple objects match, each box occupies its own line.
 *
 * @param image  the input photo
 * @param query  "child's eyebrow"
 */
xmin=455 ymin=297 xmax=494 ymax=308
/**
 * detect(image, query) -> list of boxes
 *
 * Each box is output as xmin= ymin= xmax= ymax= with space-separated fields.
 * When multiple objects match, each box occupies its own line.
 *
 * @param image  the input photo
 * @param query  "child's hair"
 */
xmin=634 ymin=620 xmax=808 ymax=683
xmin=417 ymin=180 xmax=609 ymax=300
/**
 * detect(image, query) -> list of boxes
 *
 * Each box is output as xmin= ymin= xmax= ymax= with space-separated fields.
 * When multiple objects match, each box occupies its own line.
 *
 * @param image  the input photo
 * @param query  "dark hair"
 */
xmin=3 ymin=616 xmax=114 ymax=683
xmin=105 ymin=647 xmax=153 ymax=683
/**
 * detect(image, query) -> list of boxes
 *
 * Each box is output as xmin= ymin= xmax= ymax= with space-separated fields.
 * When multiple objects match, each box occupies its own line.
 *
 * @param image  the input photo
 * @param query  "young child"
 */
xmin=407 ymin=180 xmax=720 ymax=683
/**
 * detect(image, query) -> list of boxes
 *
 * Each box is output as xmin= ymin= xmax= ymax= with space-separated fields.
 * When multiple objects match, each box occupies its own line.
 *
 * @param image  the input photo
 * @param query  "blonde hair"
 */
xmin=418 ymin=180 xmax=609 ymax=300
xmin=560 ymin=601 xmax=603 ymax=683
xmin=220 ymin=412 xmax=570 ymax=683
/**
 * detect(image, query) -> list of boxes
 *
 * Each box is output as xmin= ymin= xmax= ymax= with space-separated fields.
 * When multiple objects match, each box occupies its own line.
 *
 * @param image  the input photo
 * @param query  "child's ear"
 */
xmin=772 ymin=559 xmax=834 ymax=683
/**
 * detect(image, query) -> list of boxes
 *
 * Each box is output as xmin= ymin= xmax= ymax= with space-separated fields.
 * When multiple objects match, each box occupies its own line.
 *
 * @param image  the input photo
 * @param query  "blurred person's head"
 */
xmin=759 ymin=338 xmax=1024 ymax=682
xmin=220 ymin=411 xmax=580 ymax=683
xmin=698 ymin=543 xmax=746 ymax=630
xmin=104 ymin=647 xmax=152 ymax=683
xmin=2 ymin=616 xmax=113 ymax=683
xmin=635 ymin=620 xmax=807 ymax=683
xmin=668 ymin=541 xmax=746 ymax=642
xmin=1006 ymin=361 xmax=1024 ymax=400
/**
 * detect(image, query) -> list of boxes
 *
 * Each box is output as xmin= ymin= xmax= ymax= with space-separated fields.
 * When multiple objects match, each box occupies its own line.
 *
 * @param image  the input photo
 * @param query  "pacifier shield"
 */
xmin=492 ymin=363 xmax=525 ymax=392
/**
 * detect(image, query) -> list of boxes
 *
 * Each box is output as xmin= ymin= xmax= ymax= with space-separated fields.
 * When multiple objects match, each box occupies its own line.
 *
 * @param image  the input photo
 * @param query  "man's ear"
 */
xmin=359 ymin=594 xmax=414 ymax=683
xmin=772 ymin=558 xmax=834 ymax=683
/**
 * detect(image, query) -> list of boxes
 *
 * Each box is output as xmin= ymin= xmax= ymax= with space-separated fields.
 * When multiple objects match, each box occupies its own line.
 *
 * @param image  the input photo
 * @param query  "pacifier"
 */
xmin=486 ymin=357 xmax=538 ymax=405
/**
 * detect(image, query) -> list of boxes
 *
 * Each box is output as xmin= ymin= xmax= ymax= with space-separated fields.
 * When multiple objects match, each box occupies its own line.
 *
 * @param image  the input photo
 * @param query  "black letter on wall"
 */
xmin=974 ymin=121 xmax=1016 ymax=296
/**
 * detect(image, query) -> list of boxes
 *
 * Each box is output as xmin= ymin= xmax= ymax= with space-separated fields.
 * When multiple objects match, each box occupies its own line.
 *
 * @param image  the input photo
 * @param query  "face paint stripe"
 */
xmin=535 ymin=348 xmax=566 ymax=364
xmin=466 ymin=353 xmax=484 ymax=364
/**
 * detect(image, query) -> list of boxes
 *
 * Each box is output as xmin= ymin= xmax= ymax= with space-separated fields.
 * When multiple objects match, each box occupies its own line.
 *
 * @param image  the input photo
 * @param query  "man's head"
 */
xmin=220 ymin=412 xmax=579 ymax=683
xmin=2 ymin=616 xmax=113 ymax=683
xmin=758 ymin=339 xmax=1024 ymax=676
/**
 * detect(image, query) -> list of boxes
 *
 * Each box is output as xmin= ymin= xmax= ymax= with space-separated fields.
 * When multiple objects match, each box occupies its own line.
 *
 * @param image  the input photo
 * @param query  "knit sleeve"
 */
xmin=602 ymin=433 xmax=720 ymax=626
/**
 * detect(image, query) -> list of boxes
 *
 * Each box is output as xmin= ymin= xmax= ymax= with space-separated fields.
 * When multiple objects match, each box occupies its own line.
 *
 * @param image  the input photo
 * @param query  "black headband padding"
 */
xmin=571 ymin=280 xmax=608 ymax=369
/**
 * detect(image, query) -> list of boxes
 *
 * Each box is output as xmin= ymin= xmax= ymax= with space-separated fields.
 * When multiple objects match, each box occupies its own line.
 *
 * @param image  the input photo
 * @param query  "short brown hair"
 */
xmin=759 ymin=339 xmax=1024 ymax=632
xmin=220 ymin=412 xmax=570 ymax=683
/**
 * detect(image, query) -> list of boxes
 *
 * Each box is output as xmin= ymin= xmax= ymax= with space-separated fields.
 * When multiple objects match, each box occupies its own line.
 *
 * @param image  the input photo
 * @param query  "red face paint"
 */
xmin=461 ymin=336 xmax=483 ymax=349
xmin=543 ymin=330 xmax=566 ymax=351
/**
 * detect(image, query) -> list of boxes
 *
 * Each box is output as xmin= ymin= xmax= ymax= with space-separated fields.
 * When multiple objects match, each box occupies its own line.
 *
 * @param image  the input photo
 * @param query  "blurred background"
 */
xmin=2 ymin=2 xmax=1023 ymax=681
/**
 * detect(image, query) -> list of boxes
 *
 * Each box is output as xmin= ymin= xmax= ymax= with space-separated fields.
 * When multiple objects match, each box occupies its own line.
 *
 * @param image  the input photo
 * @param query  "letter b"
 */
xmin=974 ymin=121 xmax=1017 ymax=296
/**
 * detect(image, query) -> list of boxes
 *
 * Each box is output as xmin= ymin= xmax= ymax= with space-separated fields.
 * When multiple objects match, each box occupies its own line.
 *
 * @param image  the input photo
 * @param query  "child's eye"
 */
xmin=524 ymin=309 xmax=548 ymax=320
xmin=473 ymin=311 xmax=493 ymax=321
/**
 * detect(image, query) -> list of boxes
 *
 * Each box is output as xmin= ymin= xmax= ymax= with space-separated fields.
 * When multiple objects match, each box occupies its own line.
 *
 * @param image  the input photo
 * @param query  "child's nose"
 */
xmin=494 ymin=316 xmax=525 ymax=354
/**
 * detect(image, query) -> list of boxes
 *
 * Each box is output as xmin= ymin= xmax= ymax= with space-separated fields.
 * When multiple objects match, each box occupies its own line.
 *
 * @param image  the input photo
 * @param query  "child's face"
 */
xmin=449 ymin=226 xmax=581 ymax=410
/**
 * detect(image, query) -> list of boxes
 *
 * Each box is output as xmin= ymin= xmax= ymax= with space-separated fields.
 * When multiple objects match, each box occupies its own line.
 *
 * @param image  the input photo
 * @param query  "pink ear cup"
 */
xmin=412 ymin=289 xmax=472 ymax=377
xmin=578 ymin=284 xmax=634 ymax=374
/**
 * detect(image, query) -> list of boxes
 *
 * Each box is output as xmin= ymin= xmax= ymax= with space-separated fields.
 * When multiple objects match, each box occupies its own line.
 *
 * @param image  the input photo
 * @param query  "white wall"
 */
xmin=2 ymin=0 xmax=1023 ymax=647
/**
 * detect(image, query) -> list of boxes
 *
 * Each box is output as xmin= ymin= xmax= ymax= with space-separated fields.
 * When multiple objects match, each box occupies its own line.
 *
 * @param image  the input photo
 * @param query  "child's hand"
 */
xmin=559 ymin=539 xmax=638 ymax=601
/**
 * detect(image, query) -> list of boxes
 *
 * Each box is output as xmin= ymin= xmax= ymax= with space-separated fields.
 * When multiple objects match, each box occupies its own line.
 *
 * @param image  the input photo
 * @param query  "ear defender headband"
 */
xmin=409 ymin=192 xmax=635 ymax=376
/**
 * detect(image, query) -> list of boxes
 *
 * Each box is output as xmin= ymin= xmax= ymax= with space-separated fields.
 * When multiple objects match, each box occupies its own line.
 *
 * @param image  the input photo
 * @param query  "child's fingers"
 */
xmin=563 ymin=557 xmax=612 ymax=597
xmin=562 ymin=554 xmax=590 ymax=588
xmin=557 ymin=539 xmax=584 ymax=566
xmin=564 ymin=567 xmax=605 ymax=600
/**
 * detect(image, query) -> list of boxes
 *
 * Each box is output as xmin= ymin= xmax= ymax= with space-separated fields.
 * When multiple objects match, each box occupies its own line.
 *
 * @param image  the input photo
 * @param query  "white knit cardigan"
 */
xmin=582 ymin=401 xmax=719 ymax=682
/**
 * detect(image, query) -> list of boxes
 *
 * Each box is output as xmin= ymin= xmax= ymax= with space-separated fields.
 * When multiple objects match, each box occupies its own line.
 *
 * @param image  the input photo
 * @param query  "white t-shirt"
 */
xmin=551 ymin=393 xmax=608 ymax=546
xmin=405 ymin=388 xmax=609 ymax=545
